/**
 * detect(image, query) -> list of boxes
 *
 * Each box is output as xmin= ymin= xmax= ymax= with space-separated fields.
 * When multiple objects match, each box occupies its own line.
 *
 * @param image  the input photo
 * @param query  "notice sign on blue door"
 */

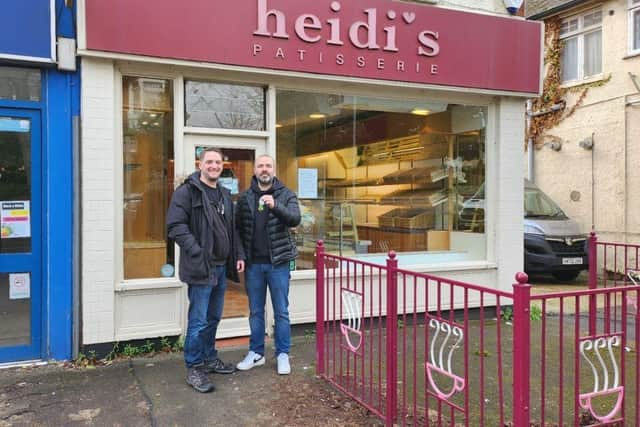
xmin=0 ymin=0 xmax=54 ymax=63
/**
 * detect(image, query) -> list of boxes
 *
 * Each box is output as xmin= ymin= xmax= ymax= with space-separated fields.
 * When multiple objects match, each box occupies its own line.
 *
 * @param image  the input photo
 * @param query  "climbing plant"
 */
xmin=528 ymin=18 xmax=610 ymax=148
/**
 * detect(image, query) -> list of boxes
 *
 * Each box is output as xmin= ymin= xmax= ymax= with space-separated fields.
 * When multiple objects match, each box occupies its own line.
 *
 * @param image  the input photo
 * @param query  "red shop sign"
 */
xmin=85 ymin=0 xmax=542 ymax=95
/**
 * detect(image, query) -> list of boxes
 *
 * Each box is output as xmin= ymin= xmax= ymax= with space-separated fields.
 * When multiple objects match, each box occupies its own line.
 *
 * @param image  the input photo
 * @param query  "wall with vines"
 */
xmin=528 ymin=18 xmax=610 ymax=147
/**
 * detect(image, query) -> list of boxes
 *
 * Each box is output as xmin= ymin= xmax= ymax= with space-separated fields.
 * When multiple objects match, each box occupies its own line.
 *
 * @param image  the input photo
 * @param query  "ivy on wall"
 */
xmin=527 ymin=18 xmax=610 ymax=148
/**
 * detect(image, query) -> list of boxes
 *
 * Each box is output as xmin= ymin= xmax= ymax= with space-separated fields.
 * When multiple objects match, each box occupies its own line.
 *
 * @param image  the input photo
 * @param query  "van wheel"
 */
xmin=552 ymin=271 xmax=581 ymax=282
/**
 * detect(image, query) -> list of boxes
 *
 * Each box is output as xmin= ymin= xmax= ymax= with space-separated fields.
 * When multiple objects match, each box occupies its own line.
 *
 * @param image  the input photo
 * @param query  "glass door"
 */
xmin=0 ymin=109 xmax=42 ymax=362
xmin=183 ymin=135 xmax=266 ymax=338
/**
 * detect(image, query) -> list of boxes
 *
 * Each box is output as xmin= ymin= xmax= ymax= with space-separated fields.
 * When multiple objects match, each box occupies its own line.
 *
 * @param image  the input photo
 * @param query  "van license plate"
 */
xmin=562 ymin=257 xmax=583 ymax=265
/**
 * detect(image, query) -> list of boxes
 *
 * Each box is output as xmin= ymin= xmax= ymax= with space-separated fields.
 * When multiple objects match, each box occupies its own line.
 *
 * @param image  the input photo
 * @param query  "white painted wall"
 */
xmin=81 ymin=59 xmax=117 ymax=344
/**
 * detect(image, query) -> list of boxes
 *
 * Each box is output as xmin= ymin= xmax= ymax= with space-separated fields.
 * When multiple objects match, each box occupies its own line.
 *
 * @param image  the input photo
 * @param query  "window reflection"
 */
xmin=0 ymin=67 xmax=40 ymax=102
xmin=275 ymin=91 xmax=486 ymax=270
xmin=122 ymin=77 xmax=174 ymax=279
xmin=185 ymin=81 xmax=265 ymax=130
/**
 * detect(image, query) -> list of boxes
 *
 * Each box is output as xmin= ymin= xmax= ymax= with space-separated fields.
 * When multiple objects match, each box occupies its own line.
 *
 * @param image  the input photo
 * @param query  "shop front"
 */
xmin=0 ymin=0 xmax=78 ymax=363
xmin=77 ymin=0 xmax=541 ymax=345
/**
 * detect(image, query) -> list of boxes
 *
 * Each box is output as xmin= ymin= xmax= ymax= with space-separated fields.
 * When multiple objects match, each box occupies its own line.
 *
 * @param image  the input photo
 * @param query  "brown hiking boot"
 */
xmin=186 ymin=367 xmax=215 ymax=393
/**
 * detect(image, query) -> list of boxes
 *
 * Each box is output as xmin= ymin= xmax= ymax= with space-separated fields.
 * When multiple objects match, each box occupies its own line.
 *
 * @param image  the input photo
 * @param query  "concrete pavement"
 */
xmin=0 ymin=335 xmax=339 ymax=427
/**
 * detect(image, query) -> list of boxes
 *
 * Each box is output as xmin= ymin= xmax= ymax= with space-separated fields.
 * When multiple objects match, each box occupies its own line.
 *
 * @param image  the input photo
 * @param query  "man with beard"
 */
xmin=167 ymin=147 xmax=242 ymax=393
xmin=235 ymin=154 xmax=301 ymax=375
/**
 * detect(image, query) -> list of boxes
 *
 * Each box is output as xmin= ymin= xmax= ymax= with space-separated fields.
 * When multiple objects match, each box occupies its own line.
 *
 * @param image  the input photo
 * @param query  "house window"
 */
xmin=185 ymin=81 xmax=265 ymax=130
xmin=631 ymin=0 xmax=640 ymax=53
xmin=122 ymin=76 xmax=175 ymax=280
xmin=560 ymin=8 xmax=602 ymax=83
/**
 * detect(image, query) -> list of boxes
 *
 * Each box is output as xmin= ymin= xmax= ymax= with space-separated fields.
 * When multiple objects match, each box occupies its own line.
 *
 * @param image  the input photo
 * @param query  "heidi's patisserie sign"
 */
xmin=85 ymin=0 xmax=542 ymax=94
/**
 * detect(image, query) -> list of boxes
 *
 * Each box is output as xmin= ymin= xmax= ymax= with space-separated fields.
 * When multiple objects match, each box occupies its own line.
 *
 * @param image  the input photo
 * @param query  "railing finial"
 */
xmin=515 ymin=272 xmax=529 ymax=285
xmin=317 ymin=240 xmax=324 ymax=248
xmin=388 ymin=250 xmax=397 ymax=260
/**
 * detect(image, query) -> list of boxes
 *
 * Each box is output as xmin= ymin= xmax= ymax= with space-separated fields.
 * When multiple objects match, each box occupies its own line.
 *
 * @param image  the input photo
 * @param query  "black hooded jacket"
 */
xmin=236 ymin=176 xmax=301 ymax=266
xmin=167 ymin=171 xmax=240 ymax=285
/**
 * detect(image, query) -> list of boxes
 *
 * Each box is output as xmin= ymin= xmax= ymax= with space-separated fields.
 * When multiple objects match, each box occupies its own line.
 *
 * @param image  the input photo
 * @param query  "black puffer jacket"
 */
xmin=236 ymin=176 xmax=301 ymax=266
xmin=167 ymin=171 xmax=240 ymax=285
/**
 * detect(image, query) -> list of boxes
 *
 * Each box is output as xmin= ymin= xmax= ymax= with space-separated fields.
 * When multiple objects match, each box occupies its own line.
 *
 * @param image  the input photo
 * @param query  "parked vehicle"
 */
xmin=523 ymin=180 xmax=588 ymax=281
xmin=458 ymin=180 xmax=588 ymax=281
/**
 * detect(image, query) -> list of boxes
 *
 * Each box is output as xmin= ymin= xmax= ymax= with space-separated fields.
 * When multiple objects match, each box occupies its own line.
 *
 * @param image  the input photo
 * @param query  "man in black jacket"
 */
xmin=235 ymin=154 xmax=301 ymax=375
xmin=167 ymin=147 xmax=242 ymax=393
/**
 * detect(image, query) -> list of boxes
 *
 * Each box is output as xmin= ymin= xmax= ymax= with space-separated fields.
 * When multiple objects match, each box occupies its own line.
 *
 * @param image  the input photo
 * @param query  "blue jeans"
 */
xmin=245 ymin=263 xmax=291 ymax=356
xmin=184 ymin=265 xmax=226 ymax=368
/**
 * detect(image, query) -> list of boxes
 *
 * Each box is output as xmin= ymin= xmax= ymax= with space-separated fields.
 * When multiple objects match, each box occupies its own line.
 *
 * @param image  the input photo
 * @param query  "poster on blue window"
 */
xmin=9 ymin=273 xmax=30 ymax=300
xmin=1 ymin=201 xmax=31 ymax=239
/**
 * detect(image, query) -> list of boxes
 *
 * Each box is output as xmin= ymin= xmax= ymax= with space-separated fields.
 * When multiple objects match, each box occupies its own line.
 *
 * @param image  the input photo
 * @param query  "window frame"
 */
xmin=183 ymin=79 xmax=268 ymax=133
xmin=559 ymin=8 xmax=603 ymax=84
xmin=630 ymin=0 xmax=640 ymax=55
xmin=116 ymin=68 xmax=183 ymax=289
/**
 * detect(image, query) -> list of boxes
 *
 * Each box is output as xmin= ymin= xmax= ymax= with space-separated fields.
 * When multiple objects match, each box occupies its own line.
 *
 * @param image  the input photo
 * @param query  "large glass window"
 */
xmin=560 ymin=9 xmax=603 ymax=83
xmin=122 ymin=77 xmax=174 ymax=280
xmin=185 ymin=81 xmax=265 ymax=130
xmin=631 ymin=0 xmax=640 ymax=53
xmin=275 ymin=90 xmax=486 ymax=270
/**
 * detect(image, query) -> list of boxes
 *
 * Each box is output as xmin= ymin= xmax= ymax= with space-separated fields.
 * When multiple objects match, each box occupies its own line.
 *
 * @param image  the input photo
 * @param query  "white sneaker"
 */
xmin=236 ymin=351 xmax=265 ymax=371
xmin=277 ymin=353 xmax=290 ymax=375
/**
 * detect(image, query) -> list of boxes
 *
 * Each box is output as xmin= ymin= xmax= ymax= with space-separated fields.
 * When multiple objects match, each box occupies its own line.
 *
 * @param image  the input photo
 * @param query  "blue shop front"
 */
xmin=0 ymin=0 xmax=78 ymax=363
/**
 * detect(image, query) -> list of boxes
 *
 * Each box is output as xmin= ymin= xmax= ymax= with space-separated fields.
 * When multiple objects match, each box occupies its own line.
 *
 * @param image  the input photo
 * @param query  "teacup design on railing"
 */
xmin=425 ymin=318 xmax=465 ymax=400
xmin=340 ymin=289 xmax=363 ymax=353
xmin=579 ymin=336 xmax=624 ymax=423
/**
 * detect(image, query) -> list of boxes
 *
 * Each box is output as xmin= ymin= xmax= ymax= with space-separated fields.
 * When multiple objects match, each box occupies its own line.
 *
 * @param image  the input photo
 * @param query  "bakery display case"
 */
xmin=275 ymin=90 xmax=487 ymax=268
xmin=292 ymin=129 xmax=484 ymax=258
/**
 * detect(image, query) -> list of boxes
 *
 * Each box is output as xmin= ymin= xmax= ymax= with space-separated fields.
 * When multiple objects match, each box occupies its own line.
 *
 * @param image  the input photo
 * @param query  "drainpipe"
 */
xmin=526 ymin=100 xmax=533 ymax=182
xmin=624 ymin=96 xmax=640 ymax=243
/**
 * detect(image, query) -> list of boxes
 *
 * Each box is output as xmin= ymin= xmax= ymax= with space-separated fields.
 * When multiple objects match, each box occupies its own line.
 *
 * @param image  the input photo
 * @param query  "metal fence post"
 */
xmin=588 ymin=231 xmax=598 ymax=335
xmin=512 ymin=272 xmax=531 ymax=427
xmin=385 ymin=251 xmax=398 ymax=427
xmin=316 ymin=240 xmax=325 ymax=376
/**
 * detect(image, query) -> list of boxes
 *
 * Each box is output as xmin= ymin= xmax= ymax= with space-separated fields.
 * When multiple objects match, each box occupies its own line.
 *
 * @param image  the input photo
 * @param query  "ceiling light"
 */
xmin=141 ymin=121 xmax=149 ymax=125
xmin=152 ymin=122 xmax=160 ymax=126
xmin=275 ymin=123 xmax=283 ymax=128
xmin=411 ymin=108 xmax=431 ymax=116
xmin=309 ymin=113 xmax=326 ymax=119
xmin=149 ymin=113 xmax=158 ymax=118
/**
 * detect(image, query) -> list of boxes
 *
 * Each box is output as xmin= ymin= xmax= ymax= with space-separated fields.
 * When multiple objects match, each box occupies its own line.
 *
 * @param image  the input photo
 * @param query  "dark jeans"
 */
xmin=245 ymin=263 xmax=291 ymax=356
xmin=184 ymin=265 xmax=226 ymax=368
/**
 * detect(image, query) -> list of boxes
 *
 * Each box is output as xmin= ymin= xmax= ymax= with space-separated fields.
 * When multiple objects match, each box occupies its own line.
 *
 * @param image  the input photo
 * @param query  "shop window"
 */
xmin=0 ymin=67 xmax=40 ymax=102
xmin=122 ymin=76 xmax=175 ymax=280
xmin=185 ymin=81 xmax=265 ymax=130
xmin=560 ymin=9 xmax=602 ymax=83
xmin=275 ymin=90 xmax=486 ymax=270
xmin=631 ymin=0 xmax=640 ymax=54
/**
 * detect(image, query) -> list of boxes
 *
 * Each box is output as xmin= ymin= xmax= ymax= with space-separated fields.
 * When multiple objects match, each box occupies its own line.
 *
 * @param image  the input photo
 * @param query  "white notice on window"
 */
xmin=1 ymin=201 xmax=31 ymax=239
xmin=297 ymin=168 xmax=318 ymax=199
xmin=9 ymin=273 xmax=30 ymax=300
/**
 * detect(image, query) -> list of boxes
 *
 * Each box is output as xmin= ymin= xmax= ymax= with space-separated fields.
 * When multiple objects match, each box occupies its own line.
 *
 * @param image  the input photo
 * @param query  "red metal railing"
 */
xmin=530 ymin=286 xmax=640 ymax=426
xmin=316 ymin=241 xmax=519 ymax=426
xmin=588 ymin=232 xmax=640 ymax=333
xmin=589 ymin=231 xmax=640 ymax=290
xmin=315 ymin=239 xmax=640 ymax=426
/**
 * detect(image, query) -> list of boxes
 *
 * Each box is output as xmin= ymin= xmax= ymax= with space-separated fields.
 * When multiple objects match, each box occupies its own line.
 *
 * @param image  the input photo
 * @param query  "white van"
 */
xmin=458 ymin=180 xmax=588 ymax=281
